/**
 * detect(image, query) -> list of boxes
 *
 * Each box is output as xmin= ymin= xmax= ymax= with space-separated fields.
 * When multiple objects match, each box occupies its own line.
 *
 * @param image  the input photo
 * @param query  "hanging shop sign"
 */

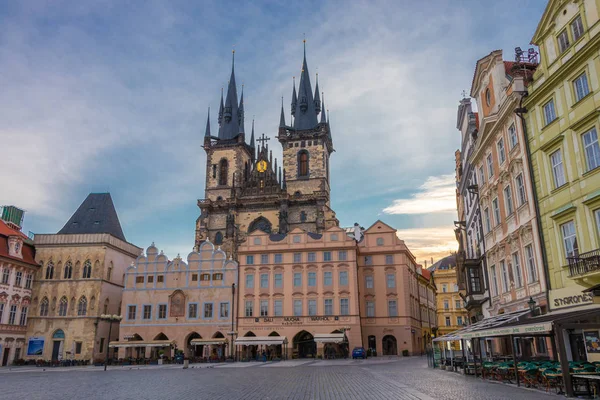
xmin=460 ymin=322 xmax=553 ymax=339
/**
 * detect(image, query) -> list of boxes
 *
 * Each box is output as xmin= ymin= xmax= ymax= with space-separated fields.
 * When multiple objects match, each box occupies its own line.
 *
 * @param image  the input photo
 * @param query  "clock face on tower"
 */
xmin=256 ymin=160 xmax=268 ymax=173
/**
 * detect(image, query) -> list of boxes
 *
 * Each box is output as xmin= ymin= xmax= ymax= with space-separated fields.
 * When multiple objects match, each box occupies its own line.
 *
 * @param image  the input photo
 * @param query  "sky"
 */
xmin=0 ymin=0 xmax=547 ymax=265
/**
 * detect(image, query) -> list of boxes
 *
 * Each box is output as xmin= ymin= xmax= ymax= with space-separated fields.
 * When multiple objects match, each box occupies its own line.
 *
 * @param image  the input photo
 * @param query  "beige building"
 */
xmin=0 ymin=210 xmax=38 ymax=366
xmin=417 ymin=266 xmax=437 ymax=353
xmin=429 ymin=255 xmax=468 ymax=338
xmin=236 ymin=227 xmax=361 ymax=360
xmin=357 ymin=221 xmax=423 ymax=356
xmin=113 ymin=241 xmax=238 ymax=361
xmin=27 ymin=193 xmax=140 ymax=363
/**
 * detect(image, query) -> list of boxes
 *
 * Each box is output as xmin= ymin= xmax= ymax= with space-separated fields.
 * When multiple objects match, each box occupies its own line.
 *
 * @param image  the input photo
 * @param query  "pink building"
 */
xmin=236 ymin=227 xmax=361 ymax=360
xmin=0 ymin=215 xmax=38 ymax=366
xmin=357 ymin=221 xmax=423 ymax=356
xmin=113 ymin=241 xmax=238 ymax=362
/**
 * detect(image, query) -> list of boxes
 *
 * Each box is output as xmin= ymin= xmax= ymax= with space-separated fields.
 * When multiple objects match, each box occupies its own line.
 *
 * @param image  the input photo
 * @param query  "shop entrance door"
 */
xmin=569 ymin=333 xmax=586 ymax=362
xmin=52 ymin=341 xmax=61 ymax=361
xmin=2 ymin=348 xmax=10 ymax=366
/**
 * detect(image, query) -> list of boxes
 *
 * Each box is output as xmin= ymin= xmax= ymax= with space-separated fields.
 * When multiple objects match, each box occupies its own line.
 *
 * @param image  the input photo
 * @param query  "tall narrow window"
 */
xmin=323 ymin=271 xmax=332 ymax=286
xmin=497 ymin=138 xmax=506 ymax=164
xmin=203 ymin=303 xmax=213 ymax=319
xmin=82 ymin=259 xmax=92 ymax=279
xmin=8 ymin=305 xmax=17 ymax=324
xmin=512 ymin=252 xmax=523 ymax=288
xmin=558 ymin=30 xmax=570 ymax=53
xmin=515 ymin=174 xmax=526 ymax=206
xmin=298 ymin=151 xmax=309 ymax=177
xmin=500 ymin=261 xmax=509 ymax=293
xmin=214 ymin=232 xmax=223 ymax=245
xmin=274 ymin=300 xmax=283 ymax=316
xmin=583 ymin=127 xmax=600 ymax=171
xmin=77 ymin=296 xmax=87 ymax=316
xmin=508 ymin=123 xmax=518 ymax=149
xmin=63 ymin=261 xmax=72 ymax=279
xmin=339 ymin=271 xmax=348 ymax=286
xmin=45 ymin=261 xmax=54 ymax=280
xmin=487 ymin=154 xmax=494 ymax=178
xmin=58 ymin=297 xmax=68 ymax=316
xmin=484 ymin=208 xmax=491 ymax=233
xmin=340 ymin=298 xmax=349 ymax=315
xmin=260 ymin=300 xmax=268 ymax=316
xmin=561 ymin=221 xmax=579 ymax=259
xmin=293 ymin=272 xmax=302 ymax=287
xmin=492 ymin=198 xmax=500 ymax=226
xmin=490 ymin=265 xmax=499 ymax=297
xmin=525 ymin=245 xmax=538 ymax=283
xmin=573 ymin=72 xmax=590 ymax=102
xmin=366 ymin=301 xmax=375 ymax=317
xmin=219 ymin=159 xmax=228 ymax=186
xmin=504 ymin=185 xmax=514 ymax=215
xmin=551 ymin=149 xmax=566 ymax=188
xmin=293 ymin=300 xmax=302 ymax=316
xmin=19 ymin=306 xmax=28 ymax=326
xmin=245 ymin=301 xmax=253 ymax=317
xmin=308 ymin=299 xmax=317 ymax=316
xmin=324 ymin=299 xmax=333 ymax=315
xmin=365 ymin=275 xmax=374 ymax=289
xmin=246 ymin=274 xmax=254 ymax=288
xmin=15 ymin=271 xmax=22 ymax=287
xmin=39 ymin=297 xmax=49 ymax=317
xmin=25 ymin=273 xmax=33 ymax=289
xmin=308 ymin=272 xmax=316 ymax=287
xmin=260 ymin=273 xmax=269 ymax=289
xmin=543 ymin=99 xmax=557 ymax=125
xmin=387 ymin=300 xmax=398 ymax=317
xmin=274 ymin=273 xmax=283 ymax=288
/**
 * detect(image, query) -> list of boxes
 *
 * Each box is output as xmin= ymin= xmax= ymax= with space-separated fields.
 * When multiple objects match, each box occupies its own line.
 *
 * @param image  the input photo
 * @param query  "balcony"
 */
xmin=567 ymin=249 xmax=600 ymax=278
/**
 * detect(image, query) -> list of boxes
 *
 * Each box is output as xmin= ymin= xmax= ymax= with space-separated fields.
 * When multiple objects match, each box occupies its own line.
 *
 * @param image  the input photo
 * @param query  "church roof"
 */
xmin=57 ymin=193 xmax=127 ymax=242
xmin=292 ymin=42 xmax=320 ymax=131
xmin=218 ymin=51 xmax=243 ymax=140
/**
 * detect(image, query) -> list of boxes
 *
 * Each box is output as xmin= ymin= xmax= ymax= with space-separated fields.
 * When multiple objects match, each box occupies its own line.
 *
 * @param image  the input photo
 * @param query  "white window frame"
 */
xmin=573 ymin=72 xmax=590 ymax=102
xmin=504 ymin=185 xmax=514 ymax=215
xmin=365 ymin=275 xmax=374 ymax=289
xmin=500 ymin=260 xmax=509 ymax=293
xmin=515 ymin=173 xmax=527 ymax=206
xmin=366 ymin=301 xmax=375 ymax=317
xmin=492 ymin=198 xmax=500 ymax=226
xmin=508 ymin=123 xmax=518 ymax=149
xmin=293 ymin=299 xmax=302 ymax=316
xmin=274 ymin=299 xmax=283 ymax=316
xmin=550 ymin=149 xmax=566 ymax=188
xmin=497 ymin=138 xmax=506 ymax=164
xmin=561 ymin=220 xmax=578 ymax=259
xmin=490 ymin=265 xmax=499 ymax=297
xmin=558 ymin=29 xmax=570 ymax=53
xmin=583 ymin=127 xmax=600 ymax=171
xmin=308 ymin=299 xmax=317 ymax=316
xmin=571 ymin=15 xmax=584 ymax=41
xmin=525 ymin=244 xmax=538 ymax=283
xmin=387 ymin=300 xmax=398 ymax=317
xmin=484 ymin=208 xmax=491 ymax=233
xmin=512 ymin=252 xmax=523 ymax=288
xmin=487 ymin=154 xmax=494 ymax=179
xmin=543 ymin=99 xmax=557 ymax=125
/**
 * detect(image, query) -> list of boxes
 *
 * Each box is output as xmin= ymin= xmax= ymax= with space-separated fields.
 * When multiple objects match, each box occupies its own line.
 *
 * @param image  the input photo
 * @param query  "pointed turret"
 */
xmin=218 ymin=88 xmax=224 ymax=126
xmin=314 ymin=73 xmax=321 ymax=114
xmin=238 ymin=85 xmax=245 ymax=133
xmin=250 ymin=119 xmax=255 ymax=148
xmin=205 ymin=107 xmax=211 ymax=137
xmin=274 ymin=158 xmax=278 ymax=175
xmin=293 ymin=41 xmax=319 ymax=130
xmin=291 ymin=77 xmax=297 ymax=117
xmin=320 ymin=93 xmax=327 ymax=123
xmin=218 ymin=50 xmax=241 ymax=140
xmin=279 ymin=97 xmax=286 ymax=128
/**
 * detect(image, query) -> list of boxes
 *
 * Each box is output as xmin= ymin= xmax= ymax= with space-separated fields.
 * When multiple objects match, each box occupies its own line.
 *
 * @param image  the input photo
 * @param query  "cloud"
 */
xmin=396 ymin=226 xmax=458 ymax=265
xmin=382 ymin=175 xmax=456 ymax=215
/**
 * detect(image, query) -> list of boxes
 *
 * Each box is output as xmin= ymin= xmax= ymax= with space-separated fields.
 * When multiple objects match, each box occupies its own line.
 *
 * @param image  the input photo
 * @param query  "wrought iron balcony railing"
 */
xmin=567 ymin=249 xmax=600 ymax=277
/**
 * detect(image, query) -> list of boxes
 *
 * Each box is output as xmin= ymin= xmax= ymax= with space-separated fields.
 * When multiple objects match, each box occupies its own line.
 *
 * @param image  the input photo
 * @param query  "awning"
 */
xmin=234 ymin=336 xmax=288 ymax=346
xmin=314 ymin=333 xmax=345 ymax=344
xmin=190 ymin=338 xmax=228 ymax=346
xmin=109 ymin=340 xmax=174 ymax=348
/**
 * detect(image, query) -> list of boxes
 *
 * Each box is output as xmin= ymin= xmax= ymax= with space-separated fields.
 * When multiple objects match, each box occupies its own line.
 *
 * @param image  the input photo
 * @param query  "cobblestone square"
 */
xmin=0 ymin=357 xmax=558 ymax=400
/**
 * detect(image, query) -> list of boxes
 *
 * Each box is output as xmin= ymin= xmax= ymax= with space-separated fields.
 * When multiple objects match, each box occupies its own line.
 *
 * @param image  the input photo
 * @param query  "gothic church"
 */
xmin=195 ymin=45 xmax=339 ymax=257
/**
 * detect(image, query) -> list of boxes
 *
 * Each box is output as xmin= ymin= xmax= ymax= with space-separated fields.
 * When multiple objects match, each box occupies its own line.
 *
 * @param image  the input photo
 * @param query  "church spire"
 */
xmin=250 ymin=118 xmax=255 ymax=148
xmin=279 ymin=97 xmax=286 ymax=128
xmin=293 ymin=39 xmax=318 ymax=130
xmin=291 ymin=77 xmax=297 ymax=117
xmin=218 ymin=50 xmax=241 ymax=140
xmin=314 ymin=73 xmax=321 ymax=114
xmin=218 ymin=88 xmax=224 ymax=126
xmin=239 ymin=84 xmax=245 ymax=134
xmin=205 ymin=107 xmax=211 ymax=137
xmin=320 ymin=93 xmax=327 ymax=123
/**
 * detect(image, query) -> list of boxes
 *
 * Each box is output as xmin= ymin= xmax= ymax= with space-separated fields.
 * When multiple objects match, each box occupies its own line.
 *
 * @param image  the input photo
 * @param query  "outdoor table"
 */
xmin=572 ymin=374 xmax=600 ymax=398
xmin=545 ymin=374 xmax=564 ymax=395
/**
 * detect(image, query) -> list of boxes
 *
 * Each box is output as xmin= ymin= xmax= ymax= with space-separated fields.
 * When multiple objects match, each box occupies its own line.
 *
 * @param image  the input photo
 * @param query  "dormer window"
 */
xmin=8 ymin=237 xmax=23 ymax=259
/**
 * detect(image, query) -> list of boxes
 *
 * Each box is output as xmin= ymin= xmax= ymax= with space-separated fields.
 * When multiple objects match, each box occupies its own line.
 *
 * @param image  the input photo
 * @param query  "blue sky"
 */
xmin=0 ymin=0 xmax=547 ymax=264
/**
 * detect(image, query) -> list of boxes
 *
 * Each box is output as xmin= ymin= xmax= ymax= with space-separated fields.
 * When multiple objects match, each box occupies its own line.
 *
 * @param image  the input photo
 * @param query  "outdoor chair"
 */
xmin=523 ymin=367 xmax=540 ymax=388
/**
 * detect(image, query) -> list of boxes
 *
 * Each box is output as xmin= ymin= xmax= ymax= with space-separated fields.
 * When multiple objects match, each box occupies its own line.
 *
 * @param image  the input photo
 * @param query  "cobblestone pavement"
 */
xmin=0 ymin=357 xmax=558 ymax=400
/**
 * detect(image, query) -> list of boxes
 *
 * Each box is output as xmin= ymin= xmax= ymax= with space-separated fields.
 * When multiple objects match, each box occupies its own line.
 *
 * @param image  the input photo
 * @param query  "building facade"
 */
xmin=357 ymin=221 xmax=423 ymax=356
xmin=26 ymin=193 xmax=140 ymax=363
xmin=114 ymin=241 xmax=238 ymax=361
xmin=455 ymin=98 xmax=490 ymax=322
xmin=417 ymin=266 xmax=437 ymax=353
xmin=429 ymin=255 xmax=469 ymax=338
xmin=236 ymin=227 xmax=361 ymax=360
xmin=524 ymin=0 xmax=600 ymax=311
xmin=195 ymin=46 xmax=338 ymax=258
xmin=470 ymin=50 xmax=548 ymax=316
xmin=0 ymin=210 xmax=38 ymax=366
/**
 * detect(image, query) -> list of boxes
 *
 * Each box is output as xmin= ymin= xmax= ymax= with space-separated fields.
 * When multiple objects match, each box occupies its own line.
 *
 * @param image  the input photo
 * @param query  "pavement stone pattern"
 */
xmin=0 ymin=357 xmax=558 ymax=400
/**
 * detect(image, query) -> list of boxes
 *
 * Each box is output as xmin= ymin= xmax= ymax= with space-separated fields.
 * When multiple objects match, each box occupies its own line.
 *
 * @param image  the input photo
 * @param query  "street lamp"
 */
xmin=527 ymin=297 xmax=536 ymax=315
xmin=100 ymin=314 xmax=123 ymax=371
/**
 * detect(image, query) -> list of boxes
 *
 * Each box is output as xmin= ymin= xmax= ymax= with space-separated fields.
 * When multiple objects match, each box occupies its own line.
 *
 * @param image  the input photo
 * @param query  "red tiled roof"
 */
xmin=421 ymin=269 xmax=431 ymax=280
xmin=0 ymin=220 xmax=38 ymax=266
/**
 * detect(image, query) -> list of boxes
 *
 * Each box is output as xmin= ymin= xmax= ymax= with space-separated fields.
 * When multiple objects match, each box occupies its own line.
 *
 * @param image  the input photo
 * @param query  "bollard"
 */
xmin=183 ymin=359 xmax=189 ymax=369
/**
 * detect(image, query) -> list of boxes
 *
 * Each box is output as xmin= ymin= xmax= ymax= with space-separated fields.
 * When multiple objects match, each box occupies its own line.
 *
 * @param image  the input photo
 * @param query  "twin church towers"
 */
xmin=195 ymin=44 xmax=339 ymax=257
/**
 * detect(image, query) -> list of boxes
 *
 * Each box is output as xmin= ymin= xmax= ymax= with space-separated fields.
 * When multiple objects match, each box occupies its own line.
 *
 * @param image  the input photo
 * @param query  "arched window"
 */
xmin=214 ymin=232 xmax=223 ymax=245
xmin=77 ymin=296 xmax=87 ymax=316
xmin=63 ymin=261 xmax=73 ymax=279
xmin=298 ymin=151 xmax=309 ymax=177
xmin=219 ymin=159 xmax=228 ymax=186
xmin=40 ymin=297 xmax=49 ymax=316
xmin=45 ymin=261 xmax=54 ymax=280
xmin=58 ymin=297 xmax=68 ymax=316
xmin=82 ymin=260 xmax=92 ymax=279
xmin=248 ymin=217 xmax=272 ymax=234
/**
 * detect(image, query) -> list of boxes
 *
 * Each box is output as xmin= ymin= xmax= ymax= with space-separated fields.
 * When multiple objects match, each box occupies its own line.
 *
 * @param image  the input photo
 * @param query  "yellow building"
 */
xmin=429 ymin=255 xmax=468 ymax=338
xmin=524 ymin=0 xmax=600 ymax=311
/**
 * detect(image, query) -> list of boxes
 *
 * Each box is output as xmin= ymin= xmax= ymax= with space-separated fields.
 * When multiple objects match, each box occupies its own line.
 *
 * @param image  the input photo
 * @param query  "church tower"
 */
xmin=196 ymin=45 xmax=338 ymax=258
